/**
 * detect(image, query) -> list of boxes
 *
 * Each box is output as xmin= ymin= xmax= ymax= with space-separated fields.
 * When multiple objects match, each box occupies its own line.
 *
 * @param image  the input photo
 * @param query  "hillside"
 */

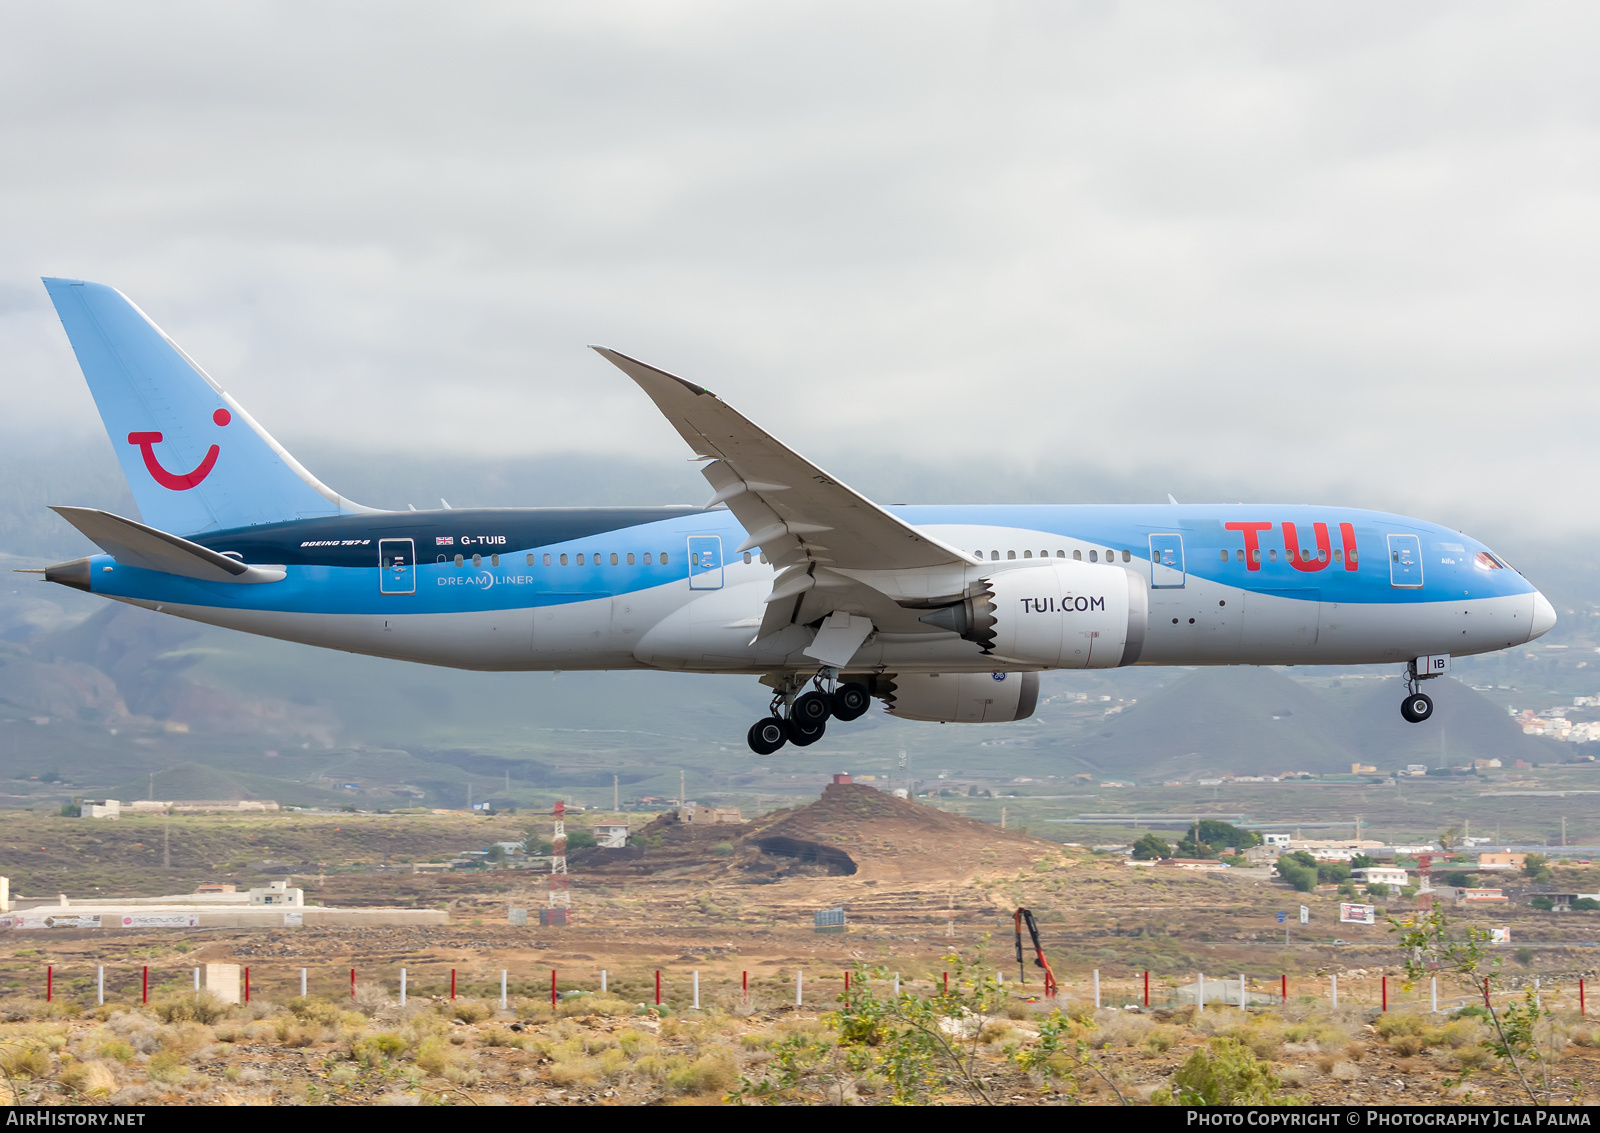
xmin=1056 ymin=668 xmax=1564 ymax=780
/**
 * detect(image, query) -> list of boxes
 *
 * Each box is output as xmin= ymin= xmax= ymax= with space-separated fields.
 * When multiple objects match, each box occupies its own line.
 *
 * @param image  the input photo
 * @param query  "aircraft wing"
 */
xmin=595 ymin=349 xmax=974 ymax=651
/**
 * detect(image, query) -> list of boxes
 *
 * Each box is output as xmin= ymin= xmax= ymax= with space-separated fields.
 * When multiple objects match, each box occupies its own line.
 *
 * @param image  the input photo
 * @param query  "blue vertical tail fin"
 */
xmin=43 ymin=278 xmax=371 ymax=534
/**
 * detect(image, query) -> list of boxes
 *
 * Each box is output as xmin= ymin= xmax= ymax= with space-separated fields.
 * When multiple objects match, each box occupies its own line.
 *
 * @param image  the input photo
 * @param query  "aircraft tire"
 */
xmin=786 ymin=715 xmax=826 ymax=747
xmin=794 ymin=690 xmax=832 ymax=726
xmin=748 ymin=717 xmax=788 ymax=755
xmin=1400 ymin=692 xmax=1434 ymax=724
xmin=831 ymin=682 xmax=871 ymax=721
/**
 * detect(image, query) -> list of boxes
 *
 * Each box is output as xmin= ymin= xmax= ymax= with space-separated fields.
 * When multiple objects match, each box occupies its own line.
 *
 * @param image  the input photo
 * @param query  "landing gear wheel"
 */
xmin=785 ymin=715 xmax=826 ymax=747
xmin=831 ymin=682 xmax=871 ymax=721
xmin=1400 ymin=692 xmax=1434 ymax=724
xmin=793 ymin=690 xmax=832 ymax=726
xmin=747 ymin=717 xmax=788 ymax=755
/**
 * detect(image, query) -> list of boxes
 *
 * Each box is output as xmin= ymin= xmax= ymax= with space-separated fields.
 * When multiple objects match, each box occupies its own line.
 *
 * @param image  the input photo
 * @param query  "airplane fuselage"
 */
xmin=68 ymin=502 xmax=1550 ymax=675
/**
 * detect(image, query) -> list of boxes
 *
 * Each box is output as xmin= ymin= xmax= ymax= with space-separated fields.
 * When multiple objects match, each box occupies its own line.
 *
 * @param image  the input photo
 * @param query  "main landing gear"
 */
xmin=1400 ymin=663 xmax=1436 ymax=724
xmin=746 ymin=671 xmax=871 ymax=755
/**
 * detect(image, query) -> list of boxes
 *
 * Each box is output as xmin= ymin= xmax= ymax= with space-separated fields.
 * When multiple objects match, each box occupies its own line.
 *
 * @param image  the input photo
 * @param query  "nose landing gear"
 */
xmin=1400 ymin=662 xmax=1437 ymax=724
xmin=745 ymin=671 xmax=875 ymax=754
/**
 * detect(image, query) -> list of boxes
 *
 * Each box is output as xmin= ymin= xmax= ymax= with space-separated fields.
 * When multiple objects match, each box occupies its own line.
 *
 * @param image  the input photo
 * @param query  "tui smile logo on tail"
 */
xmin=127 ymin=408 xmax=231 ymax=490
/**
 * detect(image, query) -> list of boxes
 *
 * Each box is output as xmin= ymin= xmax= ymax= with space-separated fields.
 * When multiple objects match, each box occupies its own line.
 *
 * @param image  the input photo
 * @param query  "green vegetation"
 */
xmin=1131 ymin=833 xmax=1170 ymax=861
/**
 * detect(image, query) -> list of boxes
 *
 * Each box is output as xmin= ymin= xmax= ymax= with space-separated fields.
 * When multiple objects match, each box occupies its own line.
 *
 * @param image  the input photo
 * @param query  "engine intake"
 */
xmin=920 ymin=561 xmax=1147 ymax=668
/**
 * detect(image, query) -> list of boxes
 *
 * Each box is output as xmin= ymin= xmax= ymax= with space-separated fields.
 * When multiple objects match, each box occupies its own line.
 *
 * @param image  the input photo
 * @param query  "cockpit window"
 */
xmin=1475 ymin=551 xmax=1506 ymax=570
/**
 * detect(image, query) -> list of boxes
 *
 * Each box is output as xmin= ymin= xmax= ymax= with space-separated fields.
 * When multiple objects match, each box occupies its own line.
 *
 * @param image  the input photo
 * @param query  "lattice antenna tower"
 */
xmin=549 ymin=800 xmax=570 ymax=909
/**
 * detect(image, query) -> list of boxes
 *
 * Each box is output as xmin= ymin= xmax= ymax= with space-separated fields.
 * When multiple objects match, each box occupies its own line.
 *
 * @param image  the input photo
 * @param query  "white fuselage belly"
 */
xmin=124 ymin=562 xmax=1535 ymax=675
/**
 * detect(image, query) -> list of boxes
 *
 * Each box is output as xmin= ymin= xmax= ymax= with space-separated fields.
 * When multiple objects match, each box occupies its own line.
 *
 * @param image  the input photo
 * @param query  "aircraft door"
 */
xmin=688 ymin=536 xmax=724 ymax=590
xmin=1387 ymin=534 xmax=1424 ymax=589
xmin=1149 ymin=534 xmax=1185 ymax=589
xmin=378 ymin=538 xmax=415 ymax=595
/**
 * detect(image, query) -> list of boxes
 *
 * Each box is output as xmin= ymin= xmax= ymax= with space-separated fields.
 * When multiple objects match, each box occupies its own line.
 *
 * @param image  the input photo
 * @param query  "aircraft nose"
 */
xmin=1530 ymin=591 xmax=1557 ymax=641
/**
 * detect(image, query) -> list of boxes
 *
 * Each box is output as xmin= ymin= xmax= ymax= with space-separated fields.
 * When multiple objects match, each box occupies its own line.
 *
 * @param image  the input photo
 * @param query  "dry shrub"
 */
xmin=1328 ymin=1060 xmax=1361 ymax=1081
xmin=1570 ymin=1027 xmax=1599 ymax=1048
xmin=274 ymin=1022 xmax=321 ymax=1048
xmin=977 ymin=1021 xmax=1015 ymax=1045
xmin=145 ymin=1050 xmax=190 ymax=1085
xmin=1442 ymin=1020 xmax=1488 ymax=1049
xmin=351 ymin=983 xmax=390 ymax=1016
xmin=414 ymin=1035 xmax=461 ymax=1077
xmin=443 ymin=1063 xmax=481 ymax=1086
xmin=350 ymin=1032 xmax=410 ymax=1065
xmin=479 ymin=1027 xmax=523 ymax=1048
xmin=1343 ymin=1041 xmax=1366 ymax=1062
xmin=667 ymin=1052 xmax=736 ymax=1095
xmin=288 ymin=998 xmax=348 ymax=1028
xmin=60 ymin=1059 xmax=118 ymax=1098
xmin=1375 ymin=1012 xmax=1426 ymax=1038
xmin=0 ymin=999 xmax=77 ymax=1023
xmin=1454 ymin=1045 xmax=1493 ymax=1070
xmin=1390 ymin=1034 xmax=1425 ymax=1057
xmin=157 ymin=1022 xmax=213 ymax=1058
xmin=447 ymin=999 xmax=495 ymax=1024
xmin=1004 ymin=1000 xmax=1032 ymax=1020
xmin=1146 ymin=1026 xmax=1182 ymax=1053
xmin=0 ymin=1045 xmax=51 ymax=1079
xmin=154 ymin=993 xmax=230 ymax=1025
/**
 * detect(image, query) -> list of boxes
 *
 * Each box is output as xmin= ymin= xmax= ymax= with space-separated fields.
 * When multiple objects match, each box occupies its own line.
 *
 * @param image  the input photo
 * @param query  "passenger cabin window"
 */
xmin=627 ymin=553 xmax=635 ymax=565
xmin=1089 ymin=550 xmax=1098 ymax=562
xmin=1250 ymin=548 xmax=1260 ymax=564
xmin=491 ymin=554 xmax=499 ymax=567
xmin=1122 ymin=550 xmax=1131 ymax=563
xmin=1023 ymin=550 xmax=1033 ymax=559
xmin=560 ymin=553 xmax=569 ymax=566
xmin=1268 ymin=549 xmax=1277 ymax=562
xmin=1007 ymin=550 xmax=1016 ymax=560
xmin=610 ymin=552 xmax=618 ymax=566
xmin=1236 ymin=549 xmax=1244 ymax=561
xmin=543 ymin=553 xmax=552 ymax=566
xmin=643 ymin=552 xmax=653 ymax=565
xmin=660 ymin=552 xmax=669 ymax=565
xmin=472 ymin=553 xmax=482 ymax=567
xmin=1056 ymin=550 xmax=1065 ymax=558
xmin=743 ymin=552 xmax=752 ymax=564
xmin=1219 ymin=549 xmax=1228 ymax=562
xmin=1333 ymin=549 xmax=1342 ymax=562
xmin=576 ymin=553 xmax=585 ymax=565
xmin=1073 ymin=550 xmax=1082 ymax=561
xmin=1105 ymin=549 xmax=1114 ymax=562
xmin=454 ymin=554 xmax=464 ymax=567
xmin=991 ymin=551 xmax=999 ymax=560
xmin=593 ymin=552 xmax=602 ymax=566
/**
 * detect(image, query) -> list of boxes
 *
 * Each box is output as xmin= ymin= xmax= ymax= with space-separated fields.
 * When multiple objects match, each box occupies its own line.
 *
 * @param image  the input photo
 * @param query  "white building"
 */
xmin=1353 ymin=867 xmax=1410 ymax=888
xmin=591 ymin=823 xmax=629 ymax=848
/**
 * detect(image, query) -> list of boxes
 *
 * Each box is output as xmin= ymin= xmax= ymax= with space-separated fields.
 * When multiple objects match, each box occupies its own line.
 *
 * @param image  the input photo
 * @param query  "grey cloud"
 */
xmin=0 ymin=2 xmax=1597 ymax=537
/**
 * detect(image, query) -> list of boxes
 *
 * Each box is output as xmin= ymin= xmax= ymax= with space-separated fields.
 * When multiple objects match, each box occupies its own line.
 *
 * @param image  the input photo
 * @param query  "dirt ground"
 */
xmin=3 ymin=785 xmax=1598 ymax=1105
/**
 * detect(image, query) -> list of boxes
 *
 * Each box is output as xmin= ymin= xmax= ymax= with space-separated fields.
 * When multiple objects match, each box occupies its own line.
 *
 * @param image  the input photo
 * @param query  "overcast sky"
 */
xmin=1 ymin=2 xmax=1597 ymax=535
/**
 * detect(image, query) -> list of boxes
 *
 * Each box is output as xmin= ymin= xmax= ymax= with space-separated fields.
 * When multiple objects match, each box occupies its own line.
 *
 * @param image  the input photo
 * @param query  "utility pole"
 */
xmin=680 ymin=769 xmax=686 ymax=809
xmin=163 ymin=820 xmax=170 ymax=870
xmin=148 ymin=773 xmax=153 ymax=802
xmin=1562 ymin=816 xmax=1567 ymax=847
xmin=467 ymin=782 xmax=472 ymax=810
xmin=613 ymin=774 xmax=619 ymax=812
xmin=1001 ymin=806 xmax=1007 ymax=831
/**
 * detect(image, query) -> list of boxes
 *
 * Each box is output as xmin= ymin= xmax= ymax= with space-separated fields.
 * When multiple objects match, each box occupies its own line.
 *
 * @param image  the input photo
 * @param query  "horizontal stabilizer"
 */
xmin=50 ymin=507 xmax=285 ymax=584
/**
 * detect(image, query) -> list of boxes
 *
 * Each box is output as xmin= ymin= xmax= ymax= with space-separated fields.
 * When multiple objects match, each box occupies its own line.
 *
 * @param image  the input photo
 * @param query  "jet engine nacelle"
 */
xmin=920 ymin=561 xmax=1148 ymax=668
xmin=883 ymin=671 xmax=1040 ymax=723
